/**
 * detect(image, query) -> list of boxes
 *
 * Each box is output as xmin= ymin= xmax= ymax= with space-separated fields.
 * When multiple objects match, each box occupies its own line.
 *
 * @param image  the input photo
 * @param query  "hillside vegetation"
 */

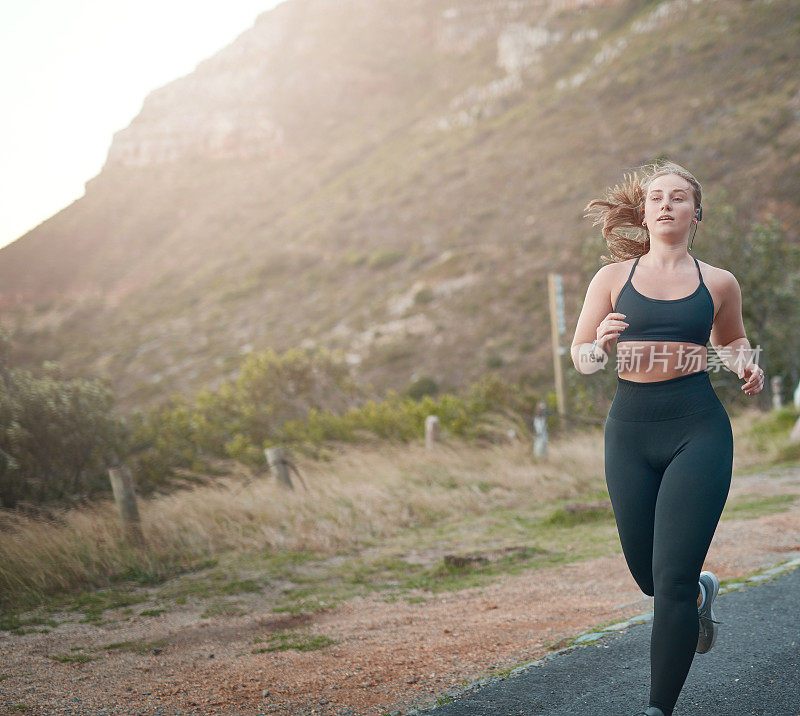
xmin=0 ymin=0 xmax=798 ymax=413
xmin=3 ymin=402 xmax=797 ymax=612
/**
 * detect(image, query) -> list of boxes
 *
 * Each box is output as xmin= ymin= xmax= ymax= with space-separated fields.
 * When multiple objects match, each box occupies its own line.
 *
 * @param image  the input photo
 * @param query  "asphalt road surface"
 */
xmin=423 ymin=566 xmax=800 ymax=716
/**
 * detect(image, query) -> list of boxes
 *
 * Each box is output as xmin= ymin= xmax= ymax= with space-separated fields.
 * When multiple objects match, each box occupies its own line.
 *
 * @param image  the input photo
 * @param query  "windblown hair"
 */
xmin=585 ymin=161 xmax=702 ymax=264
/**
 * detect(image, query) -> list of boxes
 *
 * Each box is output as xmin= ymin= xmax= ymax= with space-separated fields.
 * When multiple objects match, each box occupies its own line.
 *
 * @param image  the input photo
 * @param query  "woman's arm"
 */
xmin=570 ymin=264 xmax=627 ymax=375
xmin=708 ymin=269 xmax=765 ymax=395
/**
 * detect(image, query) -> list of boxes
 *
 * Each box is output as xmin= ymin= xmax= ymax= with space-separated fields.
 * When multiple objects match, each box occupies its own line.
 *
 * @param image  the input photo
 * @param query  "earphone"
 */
xmin=690 ymin=204 xmax=702 ymax=251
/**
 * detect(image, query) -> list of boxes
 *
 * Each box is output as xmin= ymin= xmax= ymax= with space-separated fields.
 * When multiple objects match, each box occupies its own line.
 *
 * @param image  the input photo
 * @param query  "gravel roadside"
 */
xmin=2 ymin=467 xmax=799 ymax=716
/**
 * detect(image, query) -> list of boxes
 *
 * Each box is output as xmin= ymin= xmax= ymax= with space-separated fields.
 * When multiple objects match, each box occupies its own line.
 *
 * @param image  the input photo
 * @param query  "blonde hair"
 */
xmin=585 ymin=161 xmax=702 ymax=264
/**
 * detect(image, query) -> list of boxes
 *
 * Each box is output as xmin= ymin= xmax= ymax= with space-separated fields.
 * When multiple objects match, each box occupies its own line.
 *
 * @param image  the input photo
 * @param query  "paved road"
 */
xmin=421 ymin=567 xmax=800 ymax=716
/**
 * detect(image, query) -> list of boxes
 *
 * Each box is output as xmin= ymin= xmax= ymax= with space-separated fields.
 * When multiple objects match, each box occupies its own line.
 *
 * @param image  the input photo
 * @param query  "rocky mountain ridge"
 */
xmin=1 ymin=0 xmax=797 ymax=410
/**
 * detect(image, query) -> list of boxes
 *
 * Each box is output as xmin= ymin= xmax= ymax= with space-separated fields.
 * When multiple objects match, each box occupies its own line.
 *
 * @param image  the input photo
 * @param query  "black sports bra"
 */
xmin=613 ymin=255 xmax=714 ymax=346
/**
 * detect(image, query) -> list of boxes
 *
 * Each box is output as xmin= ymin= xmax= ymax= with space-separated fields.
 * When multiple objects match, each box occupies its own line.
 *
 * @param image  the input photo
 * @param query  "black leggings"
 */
xmin=604 ymin=369 xmax=733 ymax=715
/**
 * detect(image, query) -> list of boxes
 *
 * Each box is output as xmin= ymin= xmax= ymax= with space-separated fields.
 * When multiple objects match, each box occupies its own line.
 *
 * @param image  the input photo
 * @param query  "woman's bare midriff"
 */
xmin=615 ymin=340 xmax=707 ymax=382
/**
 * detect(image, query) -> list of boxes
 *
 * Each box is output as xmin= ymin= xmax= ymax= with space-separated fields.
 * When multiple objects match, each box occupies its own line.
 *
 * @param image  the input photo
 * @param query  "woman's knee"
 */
xmin=653 ymin=567 xmax=698 ymax=602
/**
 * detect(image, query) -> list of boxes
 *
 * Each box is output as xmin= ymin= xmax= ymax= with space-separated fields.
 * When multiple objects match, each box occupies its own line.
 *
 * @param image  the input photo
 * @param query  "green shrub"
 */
xmin=413 ymin=287 xmax=435 ymax=305
xmin=367 ymin=249 xmax=404 ymax=269
xmin=406 ymin=376 xmax=439 ymax=400
xmin=0 ymin=360 xmax=127 ymax=508
xmin=126 ymin=346 xmax=367 ymax=480
xmin=126 ymin=349 xmax=543 ymax=486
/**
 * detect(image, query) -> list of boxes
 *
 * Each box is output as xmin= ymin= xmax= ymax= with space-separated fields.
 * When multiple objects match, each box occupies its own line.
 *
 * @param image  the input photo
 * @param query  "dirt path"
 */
xmin=3 ymin=467 xmax=800 ymax=716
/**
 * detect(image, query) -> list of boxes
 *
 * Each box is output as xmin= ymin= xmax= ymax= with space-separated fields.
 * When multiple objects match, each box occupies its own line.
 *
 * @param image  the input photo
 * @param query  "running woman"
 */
xmin=570 ymin=161 xmax=765 ymax=715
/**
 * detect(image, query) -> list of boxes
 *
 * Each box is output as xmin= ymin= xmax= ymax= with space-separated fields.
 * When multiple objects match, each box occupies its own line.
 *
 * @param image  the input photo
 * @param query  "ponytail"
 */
xmin=584 ymin=172 xmax=648 ymax=264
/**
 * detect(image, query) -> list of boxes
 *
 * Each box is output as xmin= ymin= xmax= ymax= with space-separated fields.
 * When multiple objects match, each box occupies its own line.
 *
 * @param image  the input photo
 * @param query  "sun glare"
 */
xmin=0 ymin=0 xmax=285 ymax=249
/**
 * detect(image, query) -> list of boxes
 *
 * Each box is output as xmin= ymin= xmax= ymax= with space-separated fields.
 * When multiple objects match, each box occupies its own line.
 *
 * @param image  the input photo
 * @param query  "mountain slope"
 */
xmin=2 ymin=0 xmax=799 ymax=409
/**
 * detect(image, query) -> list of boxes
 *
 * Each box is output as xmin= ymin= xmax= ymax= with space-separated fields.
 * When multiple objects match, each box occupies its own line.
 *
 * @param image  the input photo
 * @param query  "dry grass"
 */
xmin=0 ymin=430 xmax=604 ymax=608
xmin=728 ymin=406 xmax=800 ymax=472
xmin=0 ymin=406 xmax=788 ymax=609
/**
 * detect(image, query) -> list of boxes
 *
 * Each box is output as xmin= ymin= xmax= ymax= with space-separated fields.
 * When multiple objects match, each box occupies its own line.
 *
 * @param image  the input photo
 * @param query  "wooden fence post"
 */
xmin=533 ymin=400 xmax=548 ymax=458
xmin=771 ymin=376 xmax=783 ymax=410
xmin=425 ymin=415 xmax=440 ymax=449
xmin=791 ymin=380 xmax=800 ymax=443
xmin=107 ymin=465 xmax=144 ymax=544
xmin=265 ymin=446 xmax=294 ymax=489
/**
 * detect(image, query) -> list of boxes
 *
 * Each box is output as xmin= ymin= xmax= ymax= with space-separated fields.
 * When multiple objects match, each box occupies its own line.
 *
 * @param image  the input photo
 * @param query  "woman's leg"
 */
xmin=648 ymin=408 xmax=734 ymax=714
xmin=604 ymin=415 xmax=660 ymax=597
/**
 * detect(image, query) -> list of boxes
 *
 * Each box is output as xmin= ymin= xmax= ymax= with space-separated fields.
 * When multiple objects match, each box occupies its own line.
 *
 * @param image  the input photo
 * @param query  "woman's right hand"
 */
xmin=596 ymin=312 xmax=629 ymax=353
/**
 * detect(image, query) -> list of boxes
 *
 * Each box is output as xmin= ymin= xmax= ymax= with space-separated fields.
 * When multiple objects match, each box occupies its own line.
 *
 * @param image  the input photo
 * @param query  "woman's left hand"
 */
xmin=739 ymin=364 xmax=765 ymax=395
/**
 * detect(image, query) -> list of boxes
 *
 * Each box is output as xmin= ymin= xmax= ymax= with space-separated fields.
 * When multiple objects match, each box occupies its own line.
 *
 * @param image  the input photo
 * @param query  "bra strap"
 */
xmin=626 ymin=255 xmax=641 ymax=284
xmin=693 ymin=256 xmax=704 ymax=284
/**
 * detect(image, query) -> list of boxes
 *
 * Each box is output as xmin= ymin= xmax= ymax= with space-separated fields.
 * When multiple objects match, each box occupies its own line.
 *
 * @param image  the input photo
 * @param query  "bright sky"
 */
xmin=0 ymin=0 xmax=286 ymax=250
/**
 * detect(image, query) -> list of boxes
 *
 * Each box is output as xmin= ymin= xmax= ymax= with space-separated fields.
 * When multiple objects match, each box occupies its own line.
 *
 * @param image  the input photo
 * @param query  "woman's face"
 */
xmin=643 ymin=173 xmax=698 ymax=238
